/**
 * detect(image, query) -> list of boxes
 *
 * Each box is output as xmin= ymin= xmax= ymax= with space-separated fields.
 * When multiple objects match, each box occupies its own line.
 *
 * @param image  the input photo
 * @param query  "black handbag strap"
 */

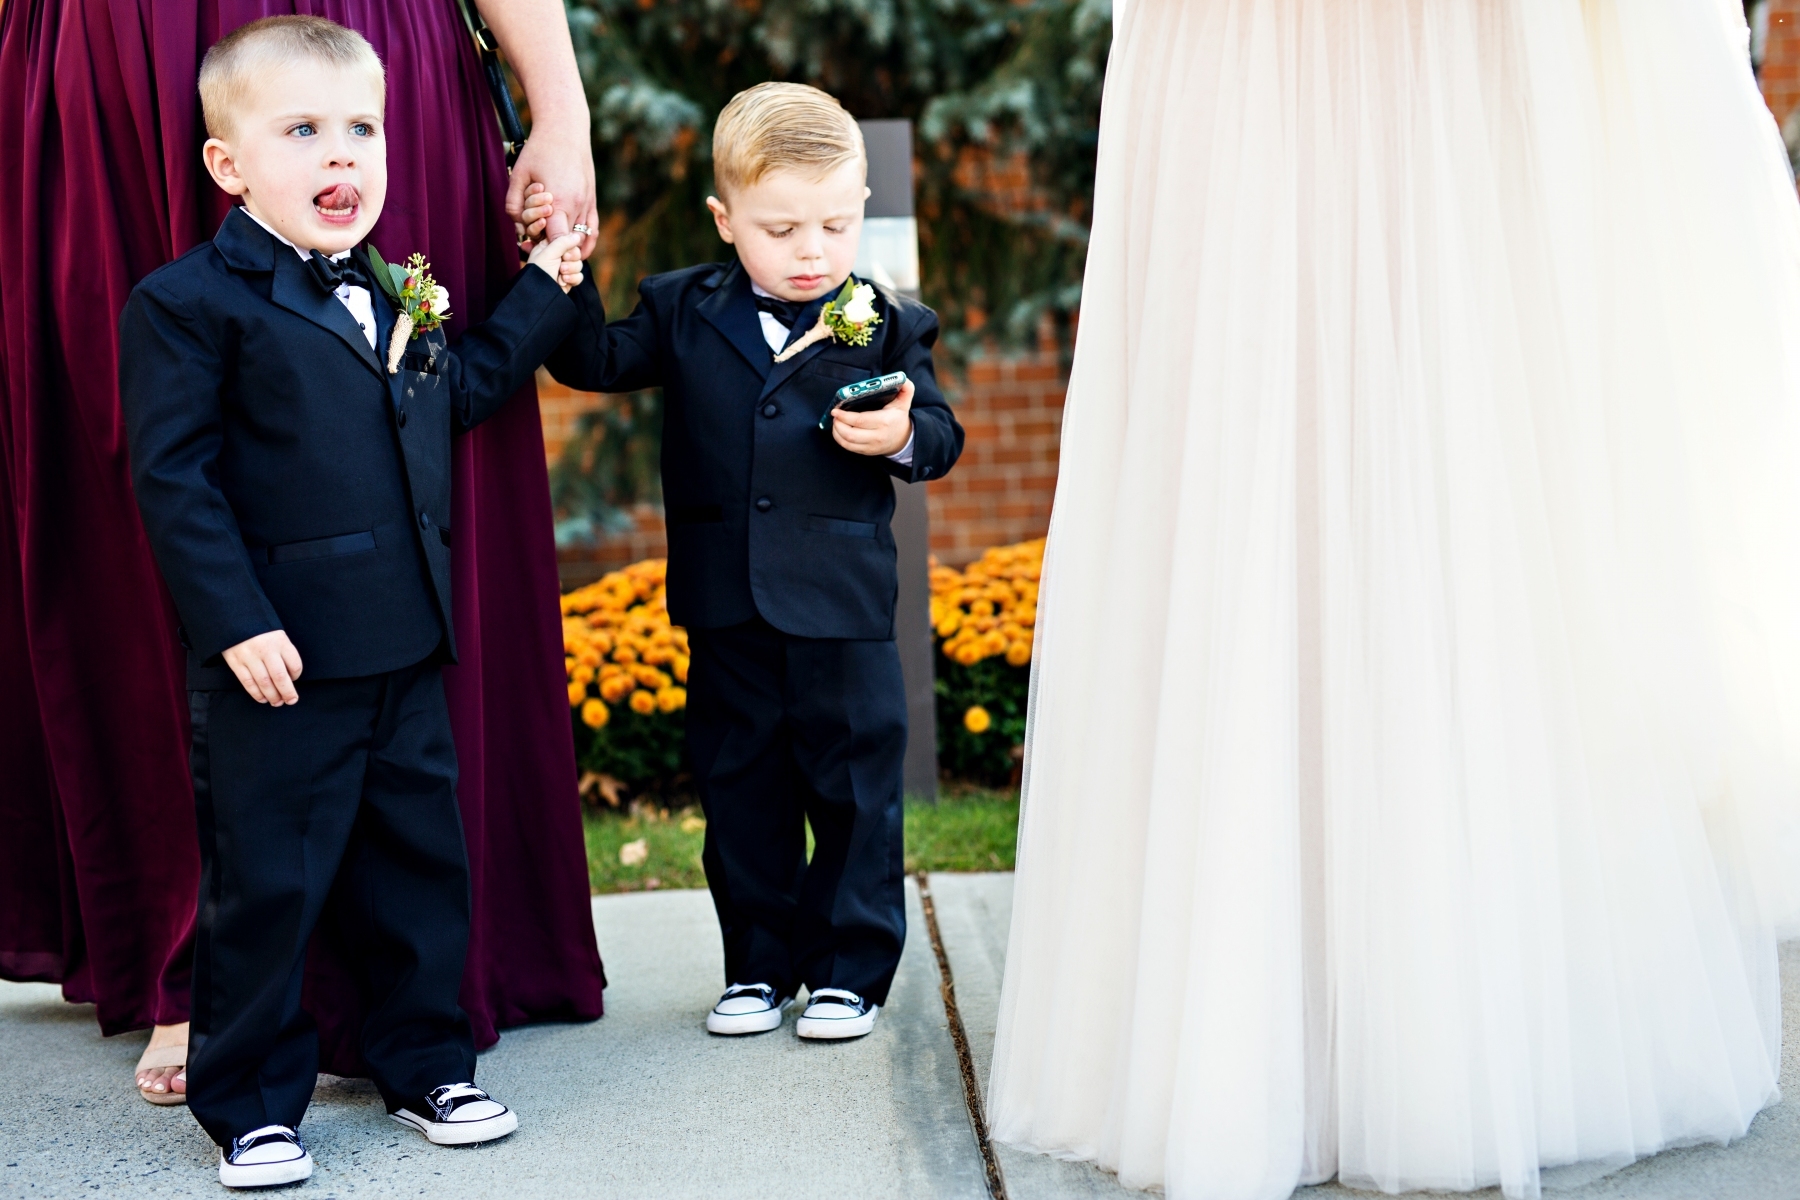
xmin=454 ymin=0 xmax=528 ymax=167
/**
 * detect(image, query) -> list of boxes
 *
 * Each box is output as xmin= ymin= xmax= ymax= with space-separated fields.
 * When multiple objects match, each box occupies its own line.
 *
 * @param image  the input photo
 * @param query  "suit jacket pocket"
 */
xmin=803 ymin=514 xmax=877 ymax=539
xmin=259 ymin=529 xmax=377 ymax=564
xmin=809 ymin=361 xmax=868 ymax=383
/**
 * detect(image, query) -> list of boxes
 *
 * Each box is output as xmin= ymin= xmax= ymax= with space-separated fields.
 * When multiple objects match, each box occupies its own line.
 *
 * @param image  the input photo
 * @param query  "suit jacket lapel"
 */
xmin=759 ymin=291 xmax=837 ymax=401
xmin=365 ymin=255 xmax=407 ymax=412
xmin=697 ymin=262 xmax=772 ymax=382
xmin=268 ymin=246 xmax=385 ymax=381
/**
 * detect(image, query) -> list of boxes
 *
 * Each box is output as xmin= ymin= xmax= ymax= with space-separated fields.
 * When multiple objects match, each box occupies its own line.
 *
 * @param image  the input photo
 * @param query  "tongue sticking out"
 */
xmin=314 ymin=184 xmax=360 ymax=214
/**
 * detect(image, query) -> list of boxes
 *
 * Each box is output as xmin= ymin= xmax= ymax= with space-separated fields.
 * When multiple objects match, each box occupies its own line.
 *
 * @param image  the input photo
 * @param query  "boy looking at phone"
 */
xmin=542 ymin=82 xmax=963 ymax=1040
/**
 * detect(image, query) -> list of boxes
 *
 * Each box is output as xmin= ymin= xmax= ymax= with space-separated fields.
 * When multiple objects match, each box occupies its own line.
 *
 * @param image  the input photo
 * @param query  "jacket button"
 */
xmin=761 ymin=403 xmax=778 ymax=418
xmin=755 ymin=497 xmax=772 ymax=512
xmin=419 ymin=511 xmax=431 ymax=529
xmin=397 ymin=406 xmax=408 ymax=428
xmin=922 ymin=466 xmax=933 ymax=478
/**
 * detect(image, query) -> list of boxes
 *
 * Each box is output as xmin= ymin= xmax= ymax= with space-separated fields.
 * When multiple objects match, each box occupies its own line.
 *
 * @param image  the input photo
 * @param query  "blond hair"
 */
xmin=199 ymin=16 xmax=385 ymax=139
xmin=712 ymin=83 xmax=865 ymax=199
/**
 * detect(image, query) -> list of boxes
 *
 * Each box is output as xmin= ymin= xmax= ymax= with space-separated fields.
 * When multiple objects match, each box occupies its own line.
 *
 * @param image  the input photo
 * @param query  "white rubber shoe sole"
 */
xmin=390 ymin=1105 xmax=519 ymax=1146
xmin=218 ymin=1149 xmax=313 ymax=1189
xmin=796 ymin=1003 xmax=879 ymax=1040
xmin=706 ymin=996 xmax=792 ymax=1036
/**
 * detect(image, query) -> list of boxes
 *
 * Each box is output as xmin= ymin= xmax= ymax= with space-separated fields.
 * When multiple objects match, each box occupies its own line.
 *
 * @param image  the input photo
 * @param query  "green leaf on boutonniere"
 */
xmin=365 ymin=245 xmax=402 ymax=304
xmin=822 ymin=276 xmax=881 ymax=348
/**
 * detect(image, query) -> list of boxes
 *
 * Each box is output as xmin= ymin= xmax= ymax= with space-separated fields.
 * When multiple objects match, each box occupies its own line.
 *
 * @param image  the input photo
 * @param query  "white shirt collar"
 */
xmin=240 ymin=206 xmax=351 ymax=263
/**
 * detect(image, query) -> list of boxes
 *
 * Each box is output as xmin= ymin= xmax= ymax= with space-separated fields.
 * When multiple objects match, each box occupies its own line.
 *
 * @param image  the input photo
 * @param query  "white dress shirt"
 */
xmin=242 ymin=208 xmax=377 ymax=350
xmin=751 ymin=281 xmax=914 ymax=467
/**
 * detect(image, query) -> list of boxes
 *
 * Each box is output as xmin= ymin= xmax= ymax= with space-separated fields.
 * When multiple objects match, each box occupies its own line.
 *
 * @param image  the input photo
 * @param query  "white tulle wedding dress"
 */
xmin=988 ymin=1 xmax=1800 ymax=1198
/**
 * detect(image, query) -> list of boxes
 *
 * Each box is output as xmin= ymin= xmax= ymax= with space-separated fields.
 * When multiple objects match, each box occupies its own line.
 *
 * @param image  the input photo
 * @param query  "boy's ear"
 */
xmin=705 ymin=195 xmax=735 ymax=245
xmin=203 ymin=139 xmax=249 ymax=197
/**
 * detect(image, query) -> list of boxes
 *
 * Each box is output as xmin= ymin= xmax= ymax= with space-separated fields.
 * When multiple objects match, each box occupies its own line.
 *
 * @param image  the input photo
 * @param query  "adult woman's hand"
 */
xmin=475 ymin=0 xmax=600 ymax=258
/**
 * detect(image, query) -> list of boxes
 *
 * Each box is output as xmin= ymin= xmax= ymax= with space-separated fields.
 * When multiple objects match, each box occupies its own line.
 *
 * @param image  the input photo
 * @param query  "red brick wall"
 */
xmin=1762 ymin=1 xmax=1800 ymax=133
xmin=923 ymin=352 xmax=1064 ymax=564
xmin=538 ymin=369 xmax=591 ymax=464
xmin=1756 ymin=0 xmax=1800 ymax=165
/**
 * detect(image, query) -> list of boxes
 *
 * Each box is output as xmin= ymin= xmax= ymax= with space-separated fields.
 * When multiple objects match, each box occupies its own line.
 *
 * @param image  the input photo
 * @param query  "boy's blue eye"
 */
xmin=291 ymin=122 xmax=316 ymax=137
xmin=352 ymin=122 xmax=373 ymax=137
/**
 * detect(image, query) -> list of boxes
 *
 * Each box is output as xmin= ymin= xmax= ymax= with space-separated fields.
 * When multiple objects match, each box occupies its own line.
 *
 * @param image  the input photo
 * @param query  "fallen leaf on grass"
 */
xmin=678 ymin=814 xmax=706 ymax=834
xmin=580 ymin=772 xmax=625 ymax=807
xmin=619 ymin=838 xmax=648 ymax=866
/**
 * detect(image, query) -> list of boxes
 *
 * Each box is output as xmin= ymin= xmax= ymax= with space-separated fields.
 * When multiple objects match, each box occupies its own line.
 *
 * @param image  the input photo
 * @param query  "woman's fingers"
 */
xmin=578 ymin=202 xmax=601 ymax=257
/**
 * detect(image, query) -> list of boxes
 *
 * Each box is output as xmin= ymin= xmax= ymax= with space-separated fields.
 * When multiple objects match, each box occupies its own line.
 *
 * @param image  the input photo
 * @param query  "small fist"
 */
xmin=514 ymin=183 xmax=554 ymax=250
xmin=528 ymin=232 xmax=585 ymax=294
xmin=223 ymin=629 xmax=304 ymax=706
xmin=831 ymin=377 xmax=915 ymax=457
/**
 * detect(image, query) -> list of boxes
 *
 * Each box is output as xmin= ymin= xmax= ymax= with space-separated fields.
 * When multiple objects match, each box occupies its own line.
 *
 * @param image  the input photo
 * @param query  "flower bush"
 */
xmin=562 ymin=560 xmax=690 ymax=795
xmin=564 ymin=539 xmax=1045 ymax=793
xmin=931 ymin=538 xmax=1043 ymax=784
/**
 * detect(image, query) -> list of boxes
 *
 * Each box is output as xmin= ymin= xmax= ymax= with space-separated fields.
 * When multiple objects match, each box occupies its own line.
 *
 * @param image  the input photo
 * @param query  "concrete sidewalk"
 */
xmin=5 ymin=875 xmax=1800 ymax=1199
xmin=0 ymin=880 xmax=985 ymax=1199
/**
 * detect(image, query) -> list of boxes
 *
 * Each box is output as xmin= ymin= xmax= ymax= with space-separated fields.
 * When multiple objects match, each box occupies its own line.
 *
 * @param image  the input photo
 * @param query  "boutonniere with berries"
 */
xmin=772 ymin=278 xmax=882 ymax=363
xmin=367 ymin=247 xmax=451 ymax=374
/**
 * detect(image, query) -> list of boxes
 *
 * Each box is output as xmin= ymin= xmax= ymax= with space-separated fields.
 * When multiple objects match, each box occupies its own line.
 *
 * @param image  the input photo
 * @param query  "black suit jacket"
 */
xmin=120 ymin=207 xmax=578 ymax=682
xmin=546 ymin=262 xmax=963 ymax=640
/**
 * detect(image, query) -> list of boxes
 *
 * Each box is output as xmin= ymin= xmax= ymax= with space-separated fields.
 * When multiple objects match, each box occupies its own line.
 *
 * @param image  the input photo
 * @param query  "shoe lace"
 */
xmin=429 ymin=1083 xmax=488 ymax=1102
xmin=721 ymin=983 xmax=774 ymax=1002
xmin=807 ymin=988 xmax=863 ymax=1009
xmin=229 ymin=1125 xmax=303 ymax=1161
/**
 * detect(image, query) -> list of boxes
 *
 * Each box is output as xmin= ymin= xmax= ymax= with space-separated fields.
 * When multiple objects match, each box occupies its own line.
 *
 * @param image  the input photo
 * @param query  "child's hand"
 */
xmin=514 ymin=183 xmax=555 ymax=251
xmin=831 ymin=378 xmax=915 ymax=457
xmin=223 ymin=629 xmax=304 ymax=706
xmin=528 ymin=232 xmax=585 ymax=294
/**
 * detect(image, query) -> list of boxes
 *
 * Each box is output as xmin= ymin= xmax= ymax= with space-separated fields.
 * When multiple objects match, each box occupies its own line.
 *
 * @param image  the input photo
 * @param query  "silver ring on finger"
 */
xmin=571 ymin=223 xmax=592 ymax=235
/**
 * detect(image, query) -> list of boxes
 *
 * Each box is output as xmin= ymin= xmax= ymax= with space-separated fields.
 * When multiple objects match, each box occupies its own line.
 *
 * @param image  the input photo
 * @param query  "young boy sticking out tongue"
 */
xmin=119 ymin=16 xmax=583 ymax=1189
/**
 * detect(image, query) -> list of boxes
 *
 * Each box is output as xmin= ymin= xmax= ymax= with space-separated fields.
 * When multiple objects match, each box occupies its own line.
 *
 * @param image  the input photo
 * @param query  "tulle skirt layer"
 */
xmin=989 ymin=2 xmax=1800 ymax=1197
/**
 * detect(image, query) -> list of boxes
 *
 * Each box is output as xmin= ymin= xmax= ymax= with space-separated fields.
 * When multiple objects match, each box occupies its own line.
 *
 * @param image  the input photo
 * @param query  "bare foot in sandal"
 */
xmin=135 ymin=1021 xmax=188 ymax=1104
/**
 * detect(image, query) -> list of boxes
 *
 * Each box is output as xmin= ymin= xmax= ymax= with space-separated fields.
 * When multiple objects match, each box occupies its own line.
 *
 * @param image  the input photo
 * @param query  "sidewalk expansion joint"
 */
xmin=916 ymin=870 xmax=1010 ymax=1200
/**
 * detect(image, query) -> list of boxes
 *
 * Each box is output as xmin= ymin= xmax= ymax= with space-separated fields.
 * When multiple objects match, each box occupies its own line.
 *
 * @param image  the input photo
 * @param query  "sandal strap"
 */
xmin=136 ymin=1044 xmax=188 ymax=1071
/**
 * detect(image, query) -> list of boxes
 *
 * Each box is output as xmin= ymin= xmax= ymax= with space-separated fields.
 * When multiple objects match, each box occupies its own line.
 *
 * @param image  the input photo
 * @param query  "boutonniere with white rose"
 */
xmin=771 ymin=277 xmax=883 ymax=364
xmin=367 ymin=247 xmax=451 ymax=374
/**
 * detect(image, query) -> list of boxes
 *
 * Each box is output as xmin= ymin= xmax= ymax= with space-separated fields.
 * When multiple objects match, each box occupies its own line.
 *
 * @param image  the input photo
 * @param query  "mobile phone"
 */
xmin=819 ymin=372 xmax=909 ymax=429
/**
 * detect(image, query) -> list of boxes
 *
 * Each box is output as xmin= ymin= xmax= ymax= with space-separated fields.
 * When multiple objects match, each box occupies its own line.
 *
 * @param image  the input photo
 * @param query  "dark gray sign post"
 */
xmin=857 ymin=119 xmax=937 ymax=804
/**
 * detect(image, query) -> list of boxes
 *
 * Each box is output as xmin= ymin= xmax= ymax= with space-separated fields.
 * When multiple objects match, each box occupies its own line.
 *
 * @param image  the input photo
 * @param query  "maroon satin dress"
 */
xmin=0 ymin=0 xmax=604 ymax=1071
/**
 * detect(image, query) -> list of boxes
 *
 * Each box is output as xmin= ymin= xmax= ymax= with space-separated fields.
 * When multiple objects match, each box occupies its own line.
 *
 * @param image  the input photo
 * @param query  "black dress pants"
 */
xmin=185 ymin=661 xmax=475 ymax=1146
xmin=685 ymin=617 xmax=908 ymax=1005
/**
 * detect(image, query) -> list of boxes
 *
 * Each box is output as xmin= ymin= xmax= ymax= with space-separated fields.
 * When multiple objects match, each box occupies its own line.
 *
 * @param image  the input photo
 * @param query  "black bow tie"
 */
xmin=306 ymin=249 xmax=370 ymax=295
xmin=753 ymin=292 xmax=810 ymax=329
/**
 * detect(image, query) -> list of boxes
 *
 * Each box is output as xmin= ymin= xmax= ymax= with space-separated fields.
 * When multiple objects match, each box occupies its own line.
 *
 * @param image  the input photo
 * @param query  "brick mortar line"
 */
xmin=916 ymin=871 xmax=1010 ymax=1200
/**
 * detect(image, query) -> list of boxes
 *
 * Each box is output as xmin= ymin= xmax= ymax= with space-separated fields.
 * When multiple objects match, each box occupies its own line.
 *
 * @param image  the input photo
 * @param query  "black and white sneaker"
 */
xmin=389 ymin=1083 xmax=518 ymax=1146
xmin=795 ymin=988 xmax=879 ymax=1040
xmin=705 ymin=982 xmax=792 ymax=1035
xmin=218 ymin=1124 xmax=312 ymax=1189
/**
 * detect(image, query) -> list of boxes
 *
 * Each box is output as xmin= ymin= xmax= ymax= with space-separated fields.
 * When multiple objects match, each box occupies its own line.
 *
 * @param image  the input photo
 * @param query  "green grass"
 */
xmin=903 ymin=783 xmax=1020 ymax=872
xmin=583 ymin=783 xmax=1021 ymax=894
